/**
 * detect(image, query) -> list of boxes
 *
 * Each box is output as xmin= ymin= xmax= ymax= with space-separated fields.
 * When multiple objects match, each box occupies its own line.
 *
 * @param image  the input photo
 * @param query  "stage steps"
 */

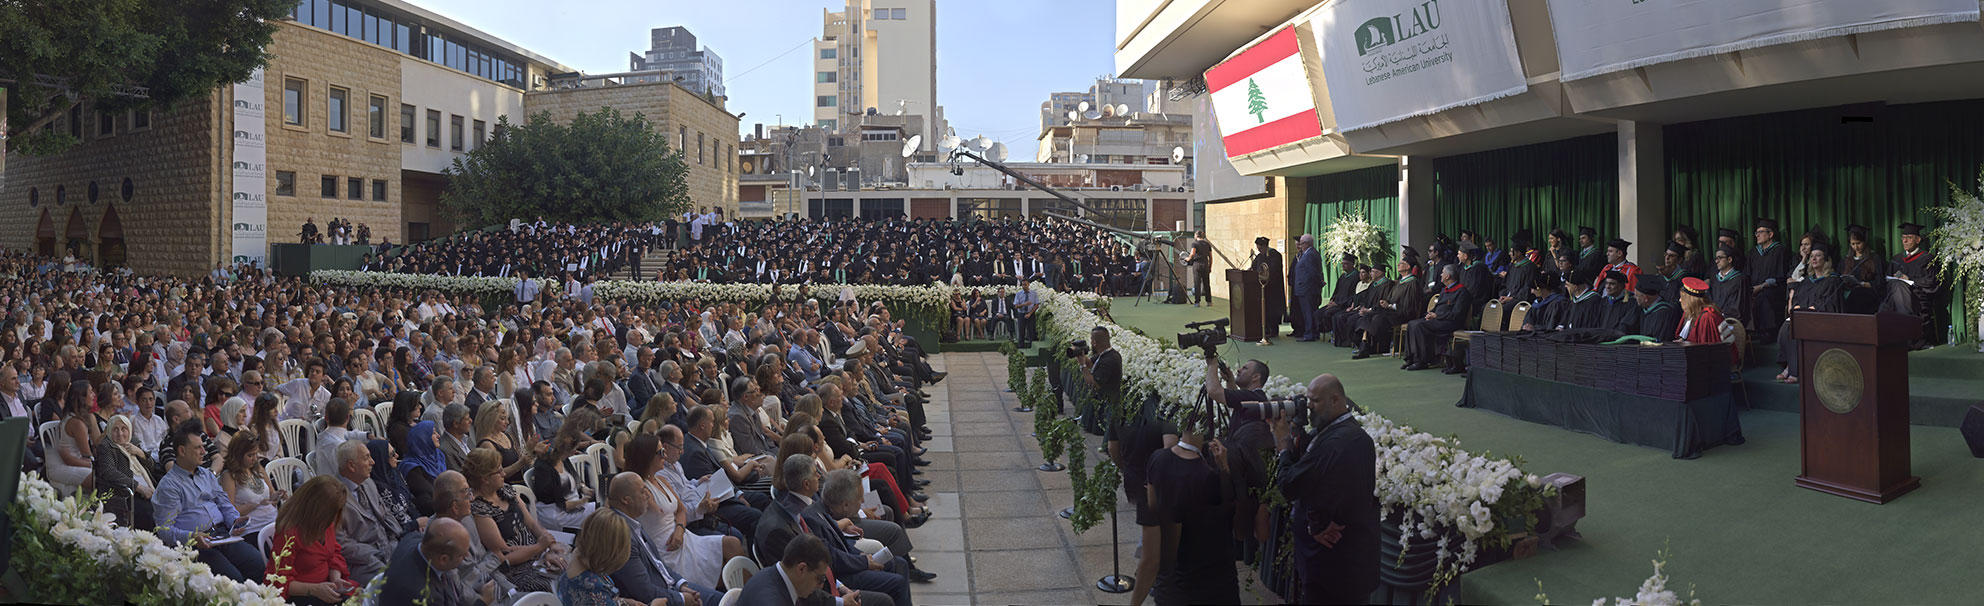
xmin=1741 ymin=344 xmax=1981 ymax=427
xmin=609 ymin=248 xmax=675 ymax=281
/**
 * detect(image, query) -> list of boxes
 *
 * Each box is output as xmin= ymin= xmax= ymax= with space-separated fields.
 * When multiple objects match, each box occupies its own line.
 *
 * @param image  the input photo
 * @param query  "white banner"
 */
xmin=1313 ymin=0 xmax=1528 ymax=132
xmin=229 ymin=69 xmax=268 ymax=268
xmin=1550 ymin=0 xmax=1981 ymax=82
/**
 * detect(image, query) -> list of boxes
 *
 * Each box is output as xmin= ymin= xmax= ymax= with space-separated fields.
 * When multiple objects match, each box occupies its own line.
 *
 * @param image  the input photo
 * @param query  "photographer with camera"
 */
xmin=1074 ymin=326 xmax=1122 ymax=437
xmin=1274 ymin=374 xmax=1378 ymax=604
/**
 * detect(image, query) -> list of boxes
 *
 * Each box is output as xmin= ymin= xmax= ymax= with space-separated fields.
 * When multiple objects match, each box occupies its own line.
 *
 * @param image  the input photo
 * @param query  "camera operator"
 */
xmin=1075 ymin=326 xmax=1121 ymax=436
xmin=1203 ymin=355 xmax=1269 ymax=430
xmin=1202 ymin=351 xmax=1278 ymax=586
xmin=1273 ymin=374 xmax=1378 ymax=604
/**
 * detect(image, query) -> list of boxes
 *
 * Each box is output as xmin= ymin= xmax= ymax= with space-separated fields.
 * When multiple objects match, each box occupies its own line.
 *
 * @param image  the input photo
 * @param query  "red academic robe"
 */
xmin=1680 ymin=305 xmax=1739 ymax=366
xmin=1595 ymin=261 xmax=1641 ymax=293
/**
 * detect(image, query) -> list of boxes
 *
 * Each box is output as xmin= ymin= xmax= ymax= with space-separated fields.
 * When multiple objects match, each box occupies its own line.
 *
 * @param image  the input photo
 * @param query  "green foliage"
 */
xmin=441 ymin=108 xmax=692 ymax=226
xmin=1026 ymin=365 xmax=1049 ymax=410
xmin=1004 ymin=343 xmax=1026 ymax=392
xmin=1 ymin=0 xmax=292 ymax=154
xmin=1071 ymin=458 xmax=1121 ymax=534
xmin=1038 ymin=415 xmax=1078 ymax=469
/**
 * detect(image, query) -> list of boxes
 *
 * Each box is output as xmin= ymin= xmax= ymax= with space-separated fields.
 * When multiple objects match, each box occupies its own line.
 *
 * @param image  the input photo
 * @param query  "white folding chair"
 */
xmin=721 ymin=556 xmax=759 ymax=593
xmin=585 ymin=441 xmax=615 ymax=478
xmin=351 ymin=408 xmax=381 ymax=436
xmin=716 ymin=588 xmax=742 ymax=606
xmin=36 ymin=421 xmax=61 ymax=454
xmin=277 ymin=418 xmax=315 ymax=459
xmin=568 ymin=452 xmax=601 ymax=507
xmin=265 ymin=456 xmax=310 ymax=495
xmin=510 ymin=483 xmax=536 ymax=507
xmin=373 ymin=402 xmax=394 ymax=429
xmin=511 ymin=592 xmax=559 ymax=606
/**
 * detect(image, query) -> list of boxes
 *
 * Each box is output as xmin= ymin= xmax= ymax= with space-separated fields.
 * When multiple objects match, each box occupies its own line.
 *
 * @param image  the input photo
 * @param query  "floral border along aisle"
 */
xmin=9 ymin=473 xmax=286 ymax=605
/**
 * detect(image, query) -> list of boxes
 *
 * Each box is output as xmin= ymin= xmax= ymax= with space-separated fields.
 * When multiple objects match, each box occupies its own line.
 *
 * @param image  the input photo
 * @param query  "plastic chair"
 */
xmin=511 ymin=592 xmax=559 ymax=606
xmin=721 ymin=556 xmax=759 ymax=593
xmin=265 ymin=456 xmax=310 ymax=495
xmin=585 ymin=441 xmax=615 ymax=477
xmin=351 ymin=408 xmax=381 ymax=436
xmin=568 ymin=453 xmax=600 ymax=507
xmin=510 ymin=483 xmax=535 ymax=507
xmin=716 ymin=588 xmax=742 ymax=606
xmin=373 ymin=403 xmax=394 ymax=429
xmin=36 ymin=420 xmax=61 ymax=454
xmin=277 ymin=418 xmax=315 ymax=459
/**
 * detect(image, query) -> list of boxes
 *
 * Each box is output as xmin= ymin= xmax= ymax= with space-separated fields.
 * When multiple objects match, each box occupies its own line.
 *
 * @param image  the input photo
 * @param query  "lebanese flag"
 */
xmin=1205 ymin=26 xmax=1322 ymax=158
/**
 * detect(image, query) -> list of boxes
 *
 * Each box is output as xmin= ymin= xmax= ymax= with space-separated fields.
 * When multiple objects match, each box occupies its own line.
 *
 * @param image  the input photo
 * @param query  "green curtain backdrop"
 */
xmin=1665 ymin=99 xmax=1984 ymax=342
xmin=1304 ymin=164 xmax=1400 ymax=292
xmin=1432 ymin=133 xmax=1621 ymax=252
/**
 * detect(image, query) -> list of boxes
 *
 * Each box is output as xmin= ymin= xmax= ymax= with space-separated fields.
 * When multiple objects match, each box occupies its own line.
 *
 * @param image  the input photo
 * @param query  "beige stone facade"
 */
xmin=258 ymin=22 xmax=405 ymax=249
xmin=1201 ymin=177 xmax=1302 ymax=300
xmin=525 ymin=81 xmax=740 ymax=216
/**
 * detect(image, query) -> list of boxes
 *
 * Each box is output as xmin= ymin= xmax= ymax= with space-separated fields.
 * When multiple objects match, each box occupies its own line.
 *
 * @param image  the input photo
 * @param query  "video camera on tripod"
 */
xmin=1176 ymin=318 xmax=1230 ymax=356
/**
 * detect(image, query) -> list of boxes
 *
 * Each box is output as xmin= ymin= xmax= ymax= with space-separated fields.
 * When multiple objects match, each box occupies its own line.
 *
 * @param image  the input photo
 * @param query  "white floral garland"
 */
xmin=14 ymin=472 xmax=287 ymax=605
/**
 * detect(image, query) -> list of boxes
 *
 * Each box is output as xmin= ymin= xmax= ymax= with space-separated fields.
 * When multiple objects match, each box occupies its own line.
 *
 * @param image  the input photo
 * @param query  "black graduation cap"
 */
xmin=1845 ymin=224 xmax=1870 ymax=240
xmin=1459 ymin=241 xmax=1482 ymax=256
xmin=1717 ymin=227 xmax=1741 ymax=241
xmin=1340 ymin=252 xmax=1357 ymax=263
xmin=1511 ymin=229 xmax=1535 ymax=249
xmin=1756 ymin=217 xmax=1779 ymax=232
xmin=1400 ymin=245 xmax=1422 ymax=263
xmin=1604 ymin=269 xmax=1629 ymax=285
xmin=1635 ymin=274 xmax=1666 ymax=296
xmin=1254 ymin=236 xmax=1270 ymax=247
xmin=1532 ymin=270 xmax=1560 ymax=290
xmin=1717 ymin=244 xmax=1739 ymax=260
xmin=1665 ymin=241 xmax=1688 ymax=256
xmin=1357 ymin=264 xmax=1373 ymax=271
xmin=1674 ymin=225 xmax=1698 ymax=243
xmin=1567 ymin=267 xmax=1596 ymax=286
xmin=1607 ymin=238 xmax=1632 ymax=252
xmin=1459 ymin=229 xmax=1477 ymax=240
xmin=1578 ymin=226 xmax=1597 ymax=238
xmin=1899 ymin=222 xmax=1926 ymax=236
xmin=1809 ymin=241 xmax=1834 ymax=255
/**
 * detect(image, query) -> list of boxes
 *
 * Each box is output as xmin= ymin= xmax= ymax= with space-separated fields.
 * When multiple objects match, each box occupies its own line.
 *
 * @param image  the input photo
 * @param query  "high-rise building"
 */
xmin=628 ymin=26 xmax=725 ymax=98
xmin=1039 ymin=77 xmax=1152 ymax=131
xmin=813 ymin=0 xmax=944 ymax=152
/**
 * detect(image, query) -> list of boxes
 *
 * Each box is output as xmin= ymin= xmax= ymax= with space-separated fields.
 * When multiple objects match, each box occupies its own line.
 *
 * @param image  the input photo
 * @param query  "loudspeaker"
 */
xmin=1962 ymin=404 xmax=1984 ymax=458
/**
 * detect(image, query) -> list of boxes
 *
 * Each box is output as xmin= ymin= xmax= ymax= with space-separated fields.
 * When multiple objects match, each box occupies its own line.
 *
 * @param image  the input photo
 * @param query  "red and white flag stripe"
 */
xmin=1205 ymin=26 xmax=1322 ymax=158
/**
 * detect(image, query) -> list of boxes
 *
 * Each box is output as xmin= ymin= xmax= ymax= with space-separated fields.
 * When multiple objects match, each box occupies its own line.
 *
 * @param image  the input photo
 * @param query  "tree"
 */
xmin=440 ymin=108 xmax=692 ymax=227
xmin=1 ymin=0 xmax=294 ymax=155
xmin=1246 ymin=78 xmax=1268 ymax=124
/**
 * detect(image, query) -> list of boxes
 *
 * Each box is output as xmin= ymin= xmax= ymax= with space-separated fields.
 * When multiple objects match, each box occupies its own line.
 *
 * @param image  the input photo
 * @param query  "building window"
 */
xmin=347 ymin=177 xmax=363 ymax=200
xmin=371 ymin=179 xmax=387 ymax=201
xmin=697 ymin=132 xmax=705 ymax=165
xmin=873 ymin=8 xmax=887 ymax=19
xmin=817 ymin=71 xmax=836 ymax=83
xmin=426 ymin=109 xmax=441 ymax=147
xmin=97 ymin=108 xmax=115 ymax=136
xmin=130 ymin=108 xmax=151 ymax=130
xmin=400 ymin=104 xmax=415 ymax=143
xmin=368 ymin=94 xmax=387 ymax=138
xmin=892 ymin=8 xmax=905 ymax=19
xmin=679 ymin=126 xmax=687 ymax=151
xmin=321 ymin=175 xmax=338 ymax=198
xmin=282 ymin=79 xmax=306 ymax=126
xmin=327 ymin=86 xmax=348 ymax=132
xmin=817 ymin=95 xmax=836 ymax=107
xmin=472 ymin=119 xmax=486 ymax=149
xmin=275 ymin=171 xmax=296 ymax=196
xmin=450 ymin=114 xmax=464 ymax=151
xmin=820 ymin=48 xmax=836 ymax=59
xmin=819 ymin=119 xmax=836 ymax=131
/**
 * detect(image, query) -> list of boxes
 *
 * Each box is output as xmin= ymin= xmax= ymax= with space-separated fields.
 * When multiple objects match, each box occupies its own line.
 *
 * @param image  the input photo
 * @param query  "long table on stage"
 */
xmin=1457 ymin=333 xmax=1745 ymax=459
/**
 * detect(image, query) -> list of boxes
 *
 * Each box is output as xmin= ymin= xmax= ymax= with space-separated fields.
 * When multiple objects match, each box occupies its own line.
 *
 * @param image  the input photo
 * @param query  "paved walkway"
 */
xmin=905 ymin=351 xmax=1170 ymax=605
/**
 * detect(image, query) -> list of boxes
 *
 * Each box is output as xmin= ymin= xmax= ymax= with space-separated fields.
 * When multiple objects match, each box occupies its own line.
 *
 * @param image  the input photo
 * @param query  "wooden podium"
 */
xmin=1227 ymin=268 xmax=1261 ymax=342
xmin=1791 ymin=311 xmax=1922 ymax=504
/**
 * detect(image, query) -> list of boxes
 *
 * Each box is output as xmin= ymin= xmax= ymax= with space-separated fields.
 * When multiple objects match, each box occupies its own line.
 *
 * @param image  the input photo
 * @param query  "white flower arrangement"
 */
xmin=1321 ymin=212 xmax=1390 ymax=266
xmin=1927 ymin=169 xmax=1984 ymax=343
xmin=12 ymin=472 xmax=287 ymax=605
xmin=1590 ymin=556 xmax=1701 ymax=606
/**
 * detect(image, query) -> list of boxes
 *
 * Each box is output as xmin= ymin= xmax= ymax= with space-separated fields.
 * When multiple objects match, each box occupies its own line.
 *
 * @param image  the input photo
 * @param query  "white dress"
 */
xmin=231 ymin=474 xmax=279 ymax=535
xmin=636 ymin=478 xmax=722 ymax=588
xmin=45 ymin=423 xmax=91 ymax=490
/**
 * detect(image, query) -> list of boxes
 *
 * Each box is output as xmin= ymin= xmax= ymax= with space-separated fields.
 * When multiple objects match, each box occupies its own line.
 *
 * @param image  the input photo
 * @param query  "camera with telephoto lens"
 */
xmin=1241 ymin=395 xmax=1310 ymax=426
xmin=1176 ymin=318 xmax=1231 ymax=356
xmin=1066 ymin=339 xmax=1089 ymax=359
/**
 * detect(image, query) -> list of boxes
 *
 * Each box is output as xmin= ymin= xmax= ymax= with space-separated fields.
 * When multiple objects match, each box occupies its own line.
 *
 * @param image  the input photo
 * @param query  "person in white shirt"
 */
xmin=129 ymin=386 xmax=170 ymax=455
xmin=276 ymin=360 xmax=332 ymax=422
xmin=314 ymin=399 xmax=366 ymax=476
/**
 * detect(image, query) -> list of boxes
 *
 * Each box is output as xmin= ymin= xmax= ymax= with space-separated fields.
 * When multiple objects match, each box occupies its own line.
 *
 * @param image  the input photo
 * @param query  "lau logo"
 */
xmin=231 ymin=161 xmax=265 ymax=172
xmin=232 ymin=192 xmax=265 ymax=203
xmin=233 ymin=255 xmax=253 ymax=265
xmin=233 ymin=130 xmax=263 ymax=143
xmin=1355 ymin=0 xmax=1442 ymax=56
xmin=233 ymin=99 xmax=264 ymax=112
xmin=233 ymin=223 xmax=265 ymax=233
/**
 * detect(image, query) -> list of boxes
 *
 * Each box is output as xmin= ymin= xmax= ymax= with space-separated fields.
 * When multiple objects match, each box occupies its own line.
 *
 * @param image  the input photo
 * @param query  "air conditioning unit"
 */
xmin=1110 ymin=185 xmax=1122 ymax=192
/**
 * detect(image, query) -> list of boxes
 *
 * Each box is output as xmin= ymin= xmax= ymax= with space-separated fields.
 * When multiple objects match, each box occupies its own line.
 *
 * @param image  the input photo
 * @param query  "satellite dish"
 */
xmin=970 ymin=135 xmax=991 ymax=152
xmin=1116 ymin=104 xmax=1130 ymax=117
xmin=900 ymin=134 xmax=922 ymax=158
xmin=1083 ymin=111 xmax=1102 ymax=120
xmin=1066 ymin=110 xmax=1078 ymax=122
xmin=939 ymin=134 xmax=961 ymax=150
xmin=987 ymin=142 xmax=1008 ymax=163
xmin=1101 ymin=105 xmax=1116 ymax=118
xmin=807 ymin=166 xmax=816 ymax=177
xmin=1171 ymin=146 xmax=1185 ymax=164
xmin=1078 ymin=101 xmax=1091 ymax=113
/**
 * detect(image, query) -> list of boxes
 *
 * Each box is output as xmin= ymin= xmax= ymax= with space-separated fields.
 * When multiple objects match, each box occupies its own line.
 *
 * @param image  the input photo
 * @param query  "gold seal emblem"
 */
xmin=1813 ymin=348 xmax=1864 ymax=415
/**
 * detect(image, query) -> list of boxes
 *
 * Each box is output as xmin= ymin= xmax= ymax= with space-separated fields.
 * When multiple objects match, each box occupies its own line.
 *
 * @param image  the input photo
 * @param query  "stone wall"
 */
xmin=1201 ymin=177 xmax=1304 ymax=300
xmin=257 ymin=22 xmax=404 ymax=248
xmin=525 ymin=81 xmax=739 ymax=217
xmin=0 ymin=90 xmax=225 ymax=276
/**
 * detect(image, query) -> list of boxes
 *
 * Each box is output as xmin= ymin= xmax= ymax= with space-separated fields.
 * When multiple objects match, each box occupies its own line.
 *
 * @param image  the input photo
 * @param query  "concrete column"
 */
xmin=1019 ymin=198 xmax=1031 ymax=218
xmin=1618 ymin=121 xmax=1667 ymax=268
xmin=948 ymin=196 xmax=958 ymax=219
xmin=1397 ymin=156 xmax=1437 ymax=253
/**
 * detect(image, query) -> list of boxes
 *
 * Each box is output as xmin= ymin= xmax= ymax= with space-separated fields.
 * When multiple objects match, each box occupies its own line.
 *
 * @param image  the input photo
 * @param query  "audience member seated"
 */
xmin=604 ymin=471 xmax=718 ymax=606
xmin=154 ymin=427 xmax=267 ymax=582
xmin=219 ymin=431 xmax=282 ymax=544
xmin=623 ymin=433 xmax=744 ymax=590
xmin=528 ymin=433 xmax=598 ymax=532
xmin=264 ymin=476 xmax=357 ymax=605
xmin=377 ymin=518 xmax=497 ymax=606
xmin=399 ymin=420 xmax=448 ymax=516
xmin=97 ymin=415 xmax=158 ymax=530
xmin=464 ymin=446 xmax=564 ymax=593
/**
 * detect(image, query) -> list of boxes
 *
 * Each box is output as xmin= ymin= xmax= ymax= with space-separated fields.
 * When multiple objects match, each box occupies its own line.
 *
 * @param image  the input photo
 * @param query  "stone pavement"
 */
xmin=903 ymin=352 xmax=1265 ymax=605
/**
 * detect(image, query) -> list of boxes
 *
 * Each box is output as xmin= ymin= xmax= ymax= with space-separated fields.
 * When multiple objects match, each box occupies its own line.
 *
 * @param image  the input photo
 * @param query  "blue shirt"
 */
xmin=152 ymin=464 xmax=239 ymax=545
xmin=786 ymin=344 xmax=823 ymax=382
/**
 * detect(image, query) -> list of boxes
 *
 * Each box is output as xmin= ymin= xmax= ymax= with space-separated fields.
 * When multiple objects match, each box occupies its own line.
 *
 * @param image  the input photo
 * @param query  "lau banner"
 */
xmin=229 ymin=68 xmax=268 ymax=268
xmin=1550 ymin=0 xmax=1981 ymax=82
xmin=1313 ymin=0 xmax=1528 ymax=133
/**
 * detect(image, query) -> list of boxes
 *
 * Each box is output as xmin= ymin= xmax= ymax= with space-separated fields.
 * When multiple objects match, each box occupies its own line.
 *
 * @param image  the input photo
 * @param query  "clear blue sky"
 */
xmin=414 ymin=0 xmax=1121 ymax=160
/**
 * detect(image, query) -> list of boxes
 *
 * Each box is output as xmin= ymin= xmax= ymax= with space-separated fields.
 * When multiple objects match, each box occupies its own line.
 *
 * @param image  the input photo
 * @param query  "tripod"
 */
xmin=1134 ymin=240 xmax=1183 ymax=307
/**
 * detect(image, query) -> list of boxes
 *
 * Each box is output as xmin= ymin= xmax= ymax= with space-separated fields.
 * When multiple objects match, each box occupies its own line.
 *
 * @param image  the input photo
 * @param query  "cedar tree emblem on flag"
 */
xmin=1246 ymin=79 xmax=1267 ymax=123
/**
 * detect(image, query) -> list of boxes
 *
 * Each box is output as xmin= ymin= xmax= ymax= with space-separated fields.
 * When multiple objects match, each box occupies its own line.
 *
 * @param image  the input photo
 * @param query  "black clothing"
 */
xmin=1253 ymin=249 xmax=1286 ymax=338
xmin=1277 ymin=415 xmax=1379 ymax=605
xmin=1146 ymin=448 xmax=1238 ymax=606
xmin=1562 ymin=292 xmax=1605 ymax=330
xmin=1709 ymin=269 xmax=1751 ymax=325
xmin=1634 ymin=300 xmax=1680 ymax=341
xmin=1746 ymin=241 xmax=1794 ymax=340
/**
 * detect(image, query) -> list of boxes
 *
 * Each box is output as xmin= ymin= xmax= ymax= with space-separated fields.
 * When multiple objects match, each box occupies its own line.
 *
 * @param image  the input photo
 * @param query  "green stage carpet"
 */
xmin=1106 ymin=297 xmax=1984 ymax=605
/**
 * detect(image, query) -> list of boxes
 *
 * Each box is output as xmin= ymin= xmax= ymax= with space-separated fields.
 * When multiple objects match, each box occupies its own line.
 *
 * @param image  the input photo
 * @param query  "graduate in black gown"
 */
xmin=1316 ymin=255 xmax=1362 ymax=340
xmin=1456 ymin=242 xmax=1493 ymax=316
xmin=1402 ymin=265 xmax=1469 ymax=371
xmin=1522 ymin=270 xmax=1566 ymax=331
xmin=1657 ymin=241 xmax=1692 ymax=304
xmin=1498 ymin=231 xmax=1538 ymax=308
xmin=1252 ymin=237 xmax=1287 ymax=341
xmin=1597 ymin=270 xmax=1639 ymax=333
xmin=1562 ymin=268 xmax=1606 ymax=330
xmin=1575 ymin=226 xmax=1606 ymax=281
xmin=1778 ymin=243 xmax=1858 ymax=382
xmin=1838 ymin=224 xmax=1886 ymax=315
xmin=1632 ymin=275 xmax=1679 ymax=341
xmin=1709 ymin=245 xmax=1751 ymax=326
xmin=1882 ymin=222 xmax=1940 ymax=349
xmin=1353 ymin=254 xmax=1424 ymax=358
xmin=1746 ymin=218 xmax=1794 ymax=343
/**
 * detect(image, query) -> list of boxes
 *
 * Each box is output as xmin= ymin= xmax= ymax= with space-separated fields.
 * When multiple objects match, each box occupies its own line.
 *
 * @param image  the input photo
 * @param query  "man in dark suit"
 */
xmin=753 ymin=455 xmax=902 ymax=606
xmin=377 ymin=518 xmax=495 ymax=606
xmin=738 ymin=534 xmax=835 ymax=606
xmin=1403 ymin=265 xmax=1470 ymax=371
xmin=626 ymin=347 xmax=660 ymax=419
xmin=1289 ymin=235 xmax=1327 ymax=342
xmin=605 ymin=472 xmax=716 ymax=606
xmin=1252 ymin=237 xmax=1286 ymax=342
xmin=1273 ymin=374 xmax=1378 ymax=605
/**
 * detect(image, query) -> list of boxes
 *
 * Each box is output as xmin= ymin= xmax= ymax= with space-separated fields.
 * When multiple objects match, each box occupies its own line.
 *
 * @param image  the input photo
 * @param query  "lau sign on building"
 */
xmin=1549 ymin=0 xmax=1981 ymax=81
xmin=1313 ymin=0 xmax=1527 ymax=132
xmin=1205 ymin=26 xmax=1323 ymax=158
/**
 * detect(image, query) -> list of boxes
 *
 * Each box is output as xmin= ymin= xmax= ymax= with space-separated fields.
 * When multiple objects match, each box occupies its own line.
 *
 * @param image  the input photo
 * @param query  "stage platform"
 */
xmin=1105 ymin=296 xmax=1984 ymax=606
xmin=1742 ymin=344 xmax=1981 ymax=427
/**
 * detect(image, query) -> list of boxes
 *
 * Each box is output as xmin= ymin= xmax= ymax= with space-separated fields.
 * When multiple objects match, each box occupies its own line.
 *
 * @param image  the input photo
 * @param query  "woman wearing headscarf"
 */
xmin=398 ymin=420 xmax=448 ymax=517
xmin=365 ymin=439 xmax=418 ymax=530
xmin=96 ymin=414 xmax=157 ymax=529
